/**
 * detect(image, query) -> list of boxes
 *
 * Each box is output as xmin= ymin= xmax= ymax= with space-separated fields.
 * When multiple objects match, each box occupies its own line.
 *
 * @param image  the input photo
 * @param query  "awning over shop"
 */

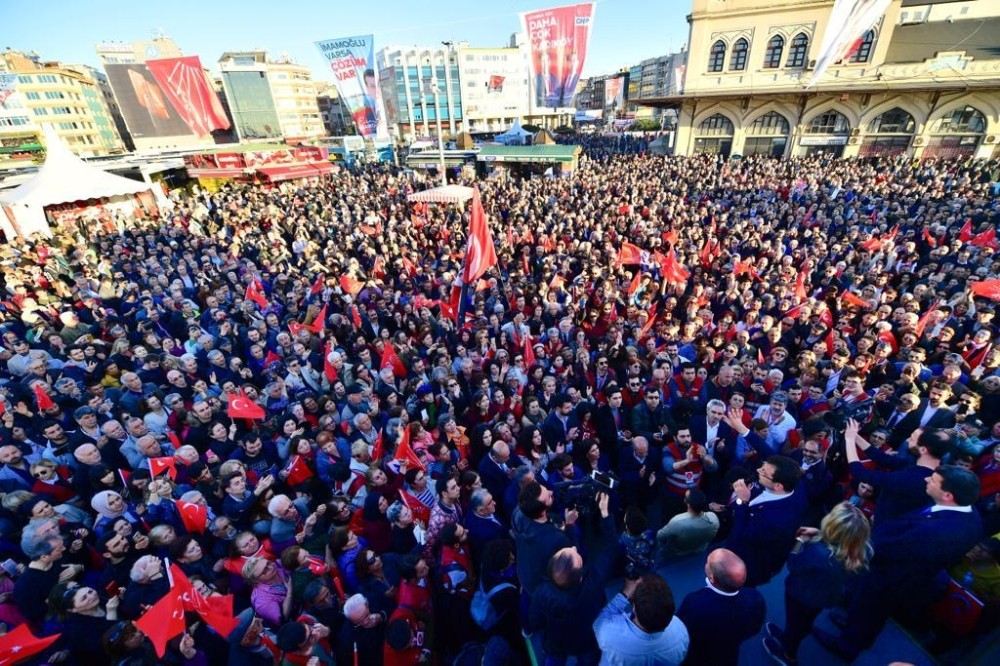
xmin=476 ymin=144 xmax=580 ymax=164
xmin=257 ymin=163 xmax=327 ymax=182
xmin=187 ymin=167 xmax=248 ymax=179
xmin=407 ymin=185 xmax=474 ymax=204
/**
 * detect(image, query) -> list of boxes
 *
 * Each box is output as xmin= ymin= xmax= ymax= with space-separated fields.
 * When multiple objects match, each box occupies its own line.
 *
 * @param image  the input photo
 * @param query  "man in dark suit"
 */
xmin=629 ymin=387 xmax=674 ymax=448
xmin=477 ymin=441 xmax=521 ymax=509
xmin=677 ymin=548 xmax=766 ymax=666
xmin=465 ymin=488 xmax=507 ymax=562
xmin=595 ymin=386 xmax=630 ymax=466
xmin=789 ymin=438 xmax=837 ymax=526
xmin=846 ymin=421 xmax=951 ymax=526
xmin=722 ymin=455 xmax=804 ymax=587
xmin=541 ymin=394 xmax=580 ymax=451
xmin=888 ymin=381 xmax=956 ymax=449
xmin=690 ymin=399 xmax=736 ymax=493
xmin=815 ymin=465 xmax=983 ymax=661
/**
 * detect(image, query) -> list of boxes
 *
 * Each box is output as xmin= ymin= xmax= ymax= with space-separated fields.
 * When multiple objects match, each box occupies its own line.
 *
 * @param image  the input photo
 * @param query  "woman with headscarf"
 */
xmin=90 ymin=490 xmax=141 ymax=538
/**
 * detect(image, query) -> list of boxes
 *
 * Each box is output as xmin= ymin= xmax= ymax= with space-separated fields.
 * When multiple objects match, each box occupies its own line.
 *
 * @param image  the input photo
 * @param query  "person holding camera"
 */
xmin=527 ymin=493 xmax=613 ymax=666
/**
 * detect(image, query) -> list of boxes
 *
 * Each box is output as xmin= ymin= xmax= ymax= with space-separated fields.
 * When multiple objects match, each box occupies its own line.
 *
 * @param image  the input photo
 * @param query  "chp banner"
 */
xmin=521 ymin=2 xmax=596 ymax=109
xmin=0 ymin=73 xmax=17 ymax=107
xmin=146 ymin=56 xmax=231 ymax=137
xmin=604 ymin=75 xmax=624 ymax=110
xmin=315 ymin=34 xmax=388 ymax=138
xmin=807 ymin=0 xmax=891 ymax=88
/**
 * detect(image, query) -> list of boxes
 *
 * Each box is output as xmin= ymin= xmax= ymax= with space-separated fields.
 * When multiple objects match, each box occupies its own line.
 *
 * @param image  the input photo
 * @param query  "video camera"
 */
xmin=553 ymin=470 xmax=618 ymax=517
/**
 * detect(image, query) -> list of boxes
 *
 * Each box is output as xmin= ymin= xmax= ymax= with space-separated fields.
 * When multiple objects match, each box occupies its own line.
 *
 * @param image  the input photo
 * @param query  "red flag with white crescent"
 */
xmin=226 ymin=391 xmax=265 ymax=420
xmin=462 ymin=188 xmax=499 ymax=284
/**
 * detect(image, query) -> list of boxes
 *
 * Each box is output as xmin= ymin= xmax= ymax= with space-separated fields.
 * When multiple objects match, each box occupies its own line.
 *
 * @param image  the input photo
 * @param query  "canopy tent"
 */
xmin=0 ymin=126 xmax=154 ymax=239
xmin=648 ymin=136 xmax=671 ymax=155
xmin=494 ymin=118 xmax=532 ymax=146
xmin=407 ymin=185 xmax=475 ymax=205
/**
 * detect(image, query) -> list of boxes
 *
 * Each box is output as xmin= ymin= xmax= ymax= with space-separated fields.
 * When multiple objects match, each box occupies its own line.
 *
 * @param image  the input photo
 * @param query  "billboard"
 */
xmin=146 ymin=56 xmax=230 ymax=137
xmin=521 ymin=2 xmax=595 ymax=108
xmin=315 ymin=35 xmax=388 ymax=138
xmin=487 ymin=75 xmax=506 ymax=93
xmin=105 ymin=63 xmax=196 ymax=139
xmin=604 ymin=76 xmax=624 ymax=110
xmin=0 ymin=73 xmax=17 ymax=107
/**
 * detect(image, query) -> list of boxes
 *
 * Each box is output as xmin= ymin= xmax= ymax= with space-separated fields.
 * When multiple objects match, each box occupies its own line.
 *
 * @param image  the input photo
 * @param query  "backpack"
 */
xmin=470 ymin=581 xmax=515 ymax=630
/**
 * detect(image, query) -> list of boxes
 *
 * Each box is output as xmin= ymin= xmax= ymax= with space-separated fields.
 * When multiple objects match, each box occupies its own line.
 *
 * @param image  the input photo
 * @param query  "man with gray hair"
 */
xmin=338 ymin=593 xmax=385 ymax=665
xmin=752 ymin=391 xmax=797 ymax=451
xmin=466 ymin=488 xmax=506 ymax=560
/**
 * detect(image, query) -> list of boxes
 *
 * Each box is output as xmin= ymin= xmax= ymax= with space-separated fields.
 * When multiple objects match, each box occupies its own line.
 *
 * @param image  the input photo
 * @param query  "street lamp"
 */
xmin=423 ymin=76 xmax=448 ymax=187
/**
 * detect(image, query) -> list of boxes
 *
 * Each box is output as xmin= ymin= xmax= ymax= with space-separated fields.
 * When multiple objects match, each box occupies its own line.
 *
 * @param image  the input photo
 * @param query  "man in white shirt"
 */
xmin=752 ymin=391 xmax=797 ymax=452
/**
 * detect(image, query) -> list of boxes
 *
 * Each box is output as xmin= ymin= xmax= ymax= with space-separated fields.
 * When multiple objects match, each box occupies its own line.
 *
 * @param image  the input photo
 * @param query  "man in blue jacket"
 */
xmin=722 ymin=455 xmax=804 ymax=586
xmin=815 ymin=465 xmax=983 ymax=661
xmin=677 ymin=548 xmax=766 ymax=666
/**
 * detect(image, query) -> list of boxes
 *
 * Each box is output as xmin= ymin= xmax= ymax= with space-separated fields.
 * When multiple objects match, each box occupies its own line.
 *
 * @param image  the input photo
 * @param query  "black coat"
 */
xmin=677 ymin=586 xmax=766 ymax=666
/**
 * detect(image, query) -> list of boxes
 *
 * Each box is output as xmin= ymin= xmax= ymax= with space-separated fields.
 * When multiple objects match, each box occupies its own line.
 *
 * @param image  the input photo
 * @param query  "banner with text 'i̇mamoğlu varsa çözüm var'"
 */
xmin=315 ymin=35 xmax=388 ymax=138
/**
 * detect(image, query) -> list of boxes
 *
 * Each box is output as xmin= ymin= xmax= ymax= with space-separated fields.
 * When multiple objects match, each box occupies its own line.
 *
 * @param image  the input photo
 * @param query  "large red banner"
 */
xmin=521 ymin=3 xmax=595 ymax=109
xmin=146 ymin=56 xmax=230 ymax=137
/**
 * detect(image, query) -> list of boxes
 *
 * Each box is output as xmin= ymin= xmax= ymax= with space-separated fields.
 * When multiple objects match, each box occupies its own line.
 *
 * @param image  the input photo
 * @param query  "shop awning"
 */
xmin=256 ymin=163 xmax=325 ymax=182
xmin=311 ymin=161 xmax=333 ymax=176
xmin=187 ymin=167 xmax=248 ymax=179
xmin=476 ymin=144 xmax=580 ymax=164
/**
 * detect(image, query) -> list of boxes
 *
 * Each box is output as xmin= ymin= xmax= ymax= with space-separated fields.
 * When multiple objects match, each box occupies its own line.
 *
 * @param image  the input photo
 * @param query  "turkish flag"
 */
xmin=166 ymin=430 xmax=182 ymax=451
xmin=263 ymin=350 xmax=281 ymax=368
xmin=177 ymin=500 xmax=208 ymax=534
xmin=323 ymin=342 xmax=338 ymax=383
xmin=350 ymin=305 xmax=363 ymax=329
xmin=148 ymin=456 xmax=177 ymax=480
xmin=922 ymin=227 xmax=938 ymax=248
xmin=307 ymin=304 xmax=327 ymax=333
xmin=958 ymin=219 xmax=974 ymax=242
xmin=284 ymin=454 xmax=314 ymax=486
xmin=227 ymin=391 xmax=266 ymax=420
xmin=245 ymin=280 xmax=268 ymax=309
xmin=393 ymin=427 xmax=425 ymax=471
xmin=859 ymin=237 xmax=882 ymax=252
xmin=340 ymin=275 xmax=364 ymax=296
xmin=169 ymin=564 xmax=239 ymax=638
xmin=288 ymin=320 xmax=307 ymax=337
xmin=402 ymin=256 xmax=418 ymax=277
xmin=461 ymin=188 xmax=500 ymax=284
xmin=33 ymin=383 xmax=55 ymax=411
xmin=627 ymin=270 xmax=642 ymax=296
xmin=310 ymin=274 xmax=325 ymax=296
xmin=135 ymin=588 xmax=186 ymax=657
xmin=659 ymin=250 xmax=690 ymax=283
xmin=793 ymin=269 xmax=808 ymax=303
xmin=636 ymin=304 xmax=659 ymax=342
xmin=372 ymin=429 xmax=385 ymax=461
xmin=971 ymin=227 xmax=998 ymax=250
xmin=841 ymin=291 xmax=868 ymax=309
xmin=662 ymin=229 xmax=679 ymax=246
xmin=970 ymin=279 xmax=1000 ymax=301
xmin=616 ymin=242 xmax=643 ymax=266
xmin=523 ymin=334 xmax=536 ymax=368
xmin=0 ymin=624 xmax=60 ymax=665
xmin=915 ymin=299 xmax=941 ymax=337
xmin=398 ymin=489 xmax=431 ymax=525
xmin=380 ymin=341 xmax=407 ymax=378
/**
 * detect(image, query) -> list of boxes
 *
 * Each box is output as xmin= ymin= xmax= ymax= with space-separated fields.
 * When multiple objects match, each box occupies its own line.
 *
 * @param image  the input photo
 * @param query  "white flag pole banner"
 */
xmin=806 ymin=0 xmax=891 ymax=89
xmin=315 ymin=35 xmax=389 ymax=139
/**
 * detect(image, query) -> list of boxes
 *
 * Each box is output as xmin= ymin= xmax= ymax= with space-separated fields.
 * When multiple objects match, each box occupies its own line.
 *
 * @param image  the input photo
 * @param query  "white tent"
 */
xmin=494 ymin=118 xmax=532 ymax=146
xmin=407 ymin=185 xmax=474 ymax=204
xmin=0 ymin=126 xmax=153 ymax=239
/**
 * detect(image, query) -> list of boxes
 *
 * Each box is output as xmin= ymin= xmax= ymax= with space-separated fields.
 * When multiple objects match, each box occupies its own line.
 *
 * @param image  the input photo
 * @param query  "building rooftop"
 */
xmin=884 ymin=17 xmax=1000 ymax=63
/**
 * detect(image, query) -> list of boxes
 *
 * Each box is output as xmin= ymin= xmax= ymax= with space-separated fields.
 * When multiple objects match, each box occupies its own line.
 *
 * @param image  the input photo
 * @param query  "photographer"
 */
xmin=527 ymin=492 xmax=614 ymax=665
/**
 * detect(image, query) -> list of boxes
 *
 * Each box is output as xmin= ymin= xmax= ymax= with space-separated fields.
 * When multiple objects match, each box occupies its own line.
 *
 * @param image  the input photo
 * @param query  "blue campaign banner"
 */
xmin=315 ymin=35 xmax=387 ymax=138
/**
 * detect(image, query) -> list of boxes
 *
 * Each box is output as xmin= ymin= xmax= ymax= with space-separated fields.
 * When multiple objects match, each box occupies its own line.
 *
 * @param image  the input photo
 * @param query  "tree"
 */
xmin=629 ymin=119 xmax=660 ymax=132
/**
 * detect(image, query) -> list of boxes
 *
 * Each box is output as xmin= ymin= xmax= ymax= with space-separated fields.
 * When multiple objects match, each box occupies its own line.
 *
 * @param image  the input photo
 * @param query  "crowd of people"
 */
xmin=0 ymin=144 xmax=998 ymax=666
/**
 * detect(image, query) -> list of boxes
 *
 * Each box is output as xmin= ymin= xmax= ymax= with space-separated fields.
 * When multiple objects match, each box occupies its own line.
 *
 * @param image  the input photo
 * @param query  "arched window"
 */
xmin=861 ymin=107 xmax=915 ymax=157
xmin=745 ymin=112 xmax=791 ymax=156
xmin=806 ymin=110 xmax=851 ymax=135
xmin=698 ymin=114 xmax=735 ymax=136
xmin=933 ymin=106 xmax=986 ymax=134
xmin=786 ymin=33 xmax=809 ymax=68
xmin=867 ymin=107 xmax=915 ymax=134
xmin=694 ymin=113 xmax=734 ymax=156
xmin=850 ymin=30 xmax=875 ymax=63
xmin=926 ymin=106 xmax=987 ymax=158
xmin=730 ymin=38 xmax=749 ymax=71
xmin=708 ymin=40 xmax=726 ymax=72
xmin=764 ymin=35 xmax=784 ymax=69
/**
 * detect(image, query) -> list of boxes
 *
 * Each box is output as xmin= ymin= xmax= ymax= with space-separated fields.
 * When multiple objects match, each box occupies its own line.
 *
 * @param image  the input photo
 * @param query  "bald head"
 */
xmin=705 ymin=548 xmax=746 ymax=592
